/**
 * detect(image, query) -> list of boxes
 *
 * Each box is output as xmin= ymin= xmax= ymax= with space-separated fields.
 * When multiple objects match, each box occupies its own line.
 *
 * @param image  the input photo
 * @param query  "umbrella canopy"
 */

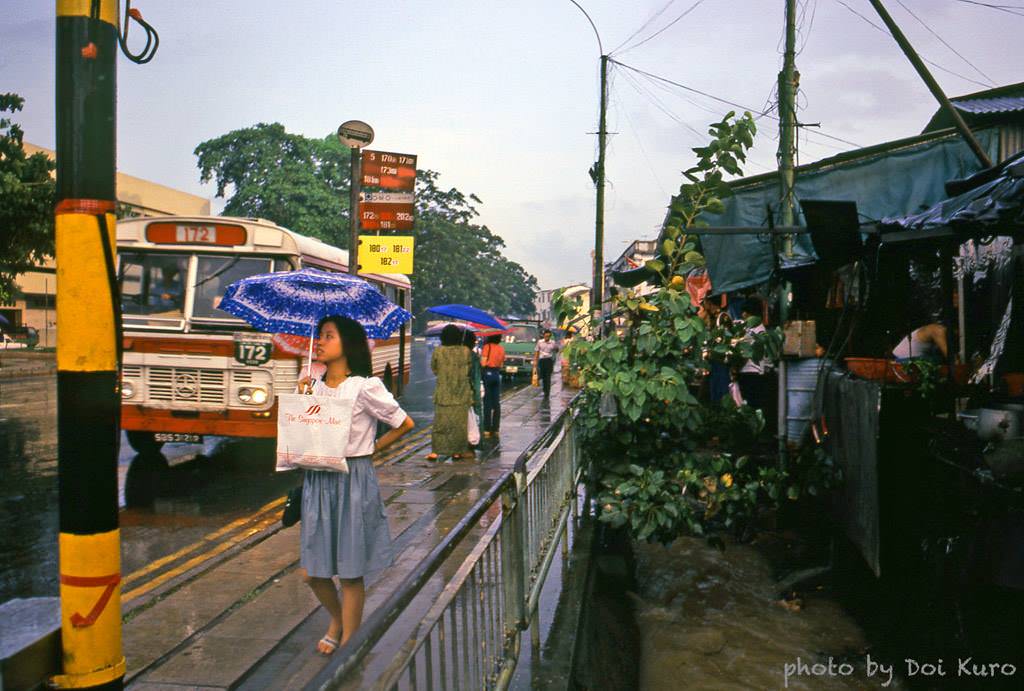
xmin=425 ymin=304 xmax=506 ymax=330
xmin=219 ymin=268 xmax=411 ymax=339
xmin=424 ymin=321 xmax=480 ymax=337
xmin=474 ymin=318 xmax=510 ymax=338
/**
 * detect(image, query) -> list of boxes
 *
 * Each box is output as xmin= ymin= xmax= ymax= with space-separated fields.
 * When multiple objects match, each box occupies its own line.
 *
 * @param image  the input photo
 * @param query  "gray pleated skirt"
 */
xmin=300 ymin=457 xmax=394 ymax=580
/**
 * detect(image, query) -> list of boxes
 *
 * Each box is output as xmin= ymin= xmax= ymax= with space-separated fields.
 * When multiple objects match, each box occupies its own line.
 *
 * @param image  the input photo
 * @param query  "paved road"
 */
xmin=0 ymin=339 xmax=510 ymax=605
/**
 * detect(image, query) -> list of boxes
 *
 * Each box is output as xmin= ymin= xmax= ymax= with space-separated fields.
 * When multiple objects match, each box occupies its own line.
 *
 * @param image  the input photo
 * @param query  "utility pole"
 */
xmin=53 ymin=1 xmax=125 ymax=688
xmin=777 ymin=0 xmax=798 ymax=254
xmin=775 ymin=0 xmax=799 ymax=467
xmin=867 ymin=0 xmax=992 ymax=169
xmin=593 ymin=54 xmax=609 ymax=322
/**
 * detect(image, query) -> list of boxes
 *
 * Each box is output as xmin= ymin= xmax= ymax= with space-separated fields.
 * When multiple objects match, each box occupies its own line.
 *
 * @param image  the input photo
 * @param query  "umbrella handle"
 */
xmin=306 ymin=324 xmax=315 ymax=389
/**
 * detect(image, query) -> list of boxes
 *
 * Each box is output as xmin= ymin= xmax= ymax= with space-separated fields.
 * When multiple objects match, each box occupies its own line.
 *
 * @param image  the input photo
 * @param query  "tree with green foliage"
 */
xmin=0 ymin=93 xmax=55 ymax=303
xmin=194 ymin=123 xmax=537 ymax=329
xmin=572 ymin=112 xmax=788 ymax=544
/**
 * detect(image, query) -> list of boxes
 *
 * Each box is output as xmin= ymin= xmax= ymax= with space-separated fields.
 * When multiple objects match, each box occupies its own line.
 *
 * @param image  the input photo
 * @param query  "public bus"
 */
xmin=116 ymin=216 xmax=412 ymax=453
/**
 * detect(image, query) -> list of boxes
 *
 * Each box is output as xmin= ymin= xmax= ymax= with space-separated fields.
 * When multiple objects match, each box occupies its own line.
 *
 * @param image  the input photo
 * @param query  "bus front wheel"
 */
xmin=126 ymin=431 xmax=164 ymax=454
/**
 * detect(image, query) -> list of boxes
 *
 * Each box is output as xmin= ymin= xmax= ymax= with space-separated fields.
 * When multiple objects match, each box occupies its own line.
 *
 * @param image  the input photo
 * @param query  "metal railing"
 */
xmin=307 ymin=396 xmax=582 ymax=690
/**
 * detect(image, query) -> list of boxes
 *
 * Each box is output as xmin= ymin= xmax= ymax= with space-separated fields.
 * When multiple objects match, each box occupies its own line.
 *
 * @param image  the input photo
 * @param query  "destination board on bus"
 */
xmin=359 ymin=236 xmax=414 ymax=274
xmin=146 ymin=222 xmax=247 ymax=246
xmin=361 ymin=150 xmax=416 ymax=191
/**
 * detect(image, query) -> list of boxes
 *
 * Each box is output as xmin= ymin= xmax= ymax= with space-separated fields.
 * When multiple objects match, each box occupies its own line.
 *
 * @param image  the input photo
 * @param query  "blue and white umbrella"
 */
xmin=219 ymin=268 xmax=411 ymax=376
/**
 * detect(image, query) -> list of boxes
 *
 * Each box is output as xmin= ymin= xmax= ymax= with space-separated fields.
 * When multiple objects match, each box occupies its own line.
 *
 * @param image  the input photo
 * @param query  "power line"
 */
xmin=611 ymin=78 xmax=671 ymax=195
xmin=832 ymin=0 xmax=994 ymax=88
xmin=619 ymin=68 xmax=776 ymax=172
xmin=615 ymin=0 xmax=710 ymax=55
xmin=796 ymin=0 xmax=819 ymax=55
xmin=610 ymin=58 xmax=864 ymax=148
xmin=952 ymin=0 xmax=1024 ymax=17
xmin=610 ymin=0 xmax=681 ymax=55
xmin=894 ymin=0 xmax=995 ymax=85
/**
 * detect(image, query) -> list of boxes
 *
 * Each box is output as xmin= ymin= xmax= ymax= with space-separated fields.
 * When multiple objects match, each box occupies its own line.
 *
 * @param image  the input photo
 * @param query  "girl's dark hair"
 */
xmin=462 ymin=330 xmax=477 ymax=348
xmin=486 ymin=334 xmax=502 ymax=345
xmin=317 ymin=315 xmax=372 ymax=377
xmin=440 ymin=324 xmax=463 ymax=346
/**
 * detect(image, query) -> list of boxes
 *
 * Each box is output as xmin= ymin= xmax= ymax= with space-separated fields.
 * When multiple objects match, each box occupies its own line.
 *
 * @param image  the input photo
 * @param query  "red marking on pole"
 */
xmin=81 ymin=42 xmax=98 ymax=59
xmin=60 ymin=573 xmax=121 ymax=627
xmin=55 ymin=199 xmax=116 ymax=216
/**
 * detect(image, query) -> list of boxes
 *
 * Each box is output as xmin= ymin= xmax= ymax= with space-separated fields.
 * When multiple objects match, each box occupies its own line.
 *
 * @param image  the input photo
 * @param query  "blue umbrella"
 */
xmin=426 ymin=304 xmax=505 ymax=330
xmin=219 ymin=268 xmax=411 ymax=375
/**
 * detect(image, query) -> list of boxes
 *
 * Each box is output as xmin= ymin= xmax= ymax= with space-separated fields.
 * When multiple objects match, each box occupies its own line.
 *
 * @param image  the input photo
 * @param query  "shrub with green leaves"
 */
xmin=572 ymin=112 xmax=788 ymax=544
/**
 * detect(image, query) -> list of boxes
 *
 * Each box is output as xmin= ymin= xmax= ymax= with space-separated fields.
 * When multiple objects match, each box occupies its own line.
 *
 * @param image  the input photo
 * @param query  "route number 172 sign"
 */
xmin=359 ymin=236 xmax=415 ymax=275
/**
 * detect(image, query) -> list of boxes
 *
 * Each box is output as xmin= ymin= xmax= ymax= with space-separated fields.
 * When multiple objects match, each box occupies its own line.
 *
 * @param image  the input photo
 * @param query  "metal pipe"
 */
xmin=867 ymin=0 xmax=992 ymax=168
xmin=348 ymin=147 xmax=361 ymax=274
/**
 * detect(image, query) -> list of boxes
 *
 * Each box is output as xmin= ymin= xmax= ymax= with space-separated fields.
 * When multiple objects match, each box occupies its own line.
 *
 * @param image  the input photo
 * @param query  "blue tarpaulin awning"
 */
xmin=699 ymin=127 xmax=1000 ymax=293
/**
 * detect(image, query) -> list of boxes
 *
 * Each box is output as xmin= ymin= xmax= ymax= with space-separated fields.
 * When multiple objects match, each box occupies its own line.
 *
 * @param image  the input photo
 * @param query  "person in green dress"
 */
xmin=427 ymin=325 xmax=473 ymax=461
xmin=463 ymin=329 xmax=483 ymax=445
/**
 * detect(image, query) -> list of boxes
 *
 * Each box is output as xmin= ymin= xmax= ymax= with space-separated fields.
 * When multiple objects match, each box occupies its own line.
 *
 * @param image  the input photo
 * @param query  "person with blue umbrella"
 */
xmin=219 ymin=270 xmax=415 ymax=655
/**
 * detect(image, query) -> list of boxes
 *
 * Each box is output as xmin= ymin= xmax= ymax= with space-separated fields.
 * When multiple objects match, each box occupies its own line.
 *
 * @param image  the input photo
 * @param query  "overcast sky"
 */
xmin=4 ymin=1 xmax=1022 ymax=289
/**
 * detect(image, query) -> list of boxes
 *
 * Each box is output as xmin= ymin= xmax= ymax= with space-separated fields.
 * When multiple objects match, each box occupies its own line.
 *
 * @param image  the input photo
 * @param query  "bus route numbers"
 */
xmin=358 ymin=236 xmax=415 ymax=275
xmin=176 ymin=225 xmax=217 ymax=244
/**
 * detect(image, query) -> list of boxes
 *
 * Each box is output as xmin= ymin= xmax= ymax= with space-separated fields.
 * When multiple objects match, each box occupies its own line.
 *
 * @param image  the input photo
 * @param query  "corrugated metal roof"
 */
xmin=955 ymin=95 xmax=1024 ymax=115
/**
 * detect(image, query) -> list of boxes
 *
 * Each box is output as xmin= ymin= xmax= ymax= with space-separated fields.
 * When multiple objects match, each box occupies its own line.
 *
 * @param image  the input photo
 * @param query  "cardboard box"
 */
xmin=783 ymin=320 xmax=817 ymax=357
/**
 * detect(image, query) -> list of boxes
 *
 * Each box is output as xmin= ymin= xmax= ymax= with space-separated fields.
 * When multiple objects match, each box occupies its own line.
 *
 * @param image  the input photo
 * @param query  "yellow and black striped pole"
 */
xmin=52 ymin=1 xmax=125 ymax=688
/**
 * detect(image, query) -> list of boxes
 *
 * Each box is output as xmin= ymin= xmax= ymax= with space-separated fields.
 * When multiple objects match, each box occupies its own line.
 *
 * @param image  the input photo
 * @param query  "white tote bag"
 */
xmin=275 ymin=390 xmax=355 ymax=473
xmin=467 ymin=408 xmax=481 ymax=446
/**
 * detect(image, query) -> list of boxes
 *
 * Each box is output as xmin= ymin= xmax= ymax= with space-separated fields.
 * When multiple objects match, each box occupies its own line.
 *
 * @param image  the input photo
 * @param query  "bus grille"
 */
xmin=147 ymin=367 xmax=227 ymax=405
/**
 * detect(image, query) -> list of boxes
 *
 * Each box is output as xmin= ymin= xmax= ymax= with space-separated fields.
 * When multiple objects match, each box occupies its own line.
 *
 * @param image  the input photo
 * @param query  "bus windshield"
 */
xmin=119 ymin=251 xmax=287 ymax=328
xmin=192 ymin=256 xmax=275 ymax=319
xmin=120 ymin=252 xmax=189 ymax=324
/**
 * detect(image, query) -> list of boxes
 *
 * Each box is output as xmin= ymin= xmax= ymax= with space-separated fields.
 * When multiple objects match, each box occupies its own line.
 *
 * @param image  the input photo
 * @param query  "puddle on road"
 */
xmin=633 ymin=536 xmax=906 ymax=690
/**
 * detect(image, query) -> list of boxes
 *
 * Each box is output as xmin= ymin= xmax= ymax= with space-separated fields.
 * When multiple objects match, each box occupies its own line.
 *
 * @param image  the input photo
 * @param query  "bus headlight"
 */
xmin=238 ymin=386 xmax=269 ymax=405
xmin=121 ymin=381 xmax=136 ymax=399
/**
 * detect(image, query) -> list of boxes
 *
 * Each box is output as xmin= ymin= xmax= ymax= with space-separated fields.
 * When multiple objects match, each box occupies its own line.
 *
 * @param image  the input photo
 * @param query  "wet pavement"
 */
xmin=0 ymin=339 xmax=477 ymax=606
xmin=120 ymin=377 xmax=570 ymax=688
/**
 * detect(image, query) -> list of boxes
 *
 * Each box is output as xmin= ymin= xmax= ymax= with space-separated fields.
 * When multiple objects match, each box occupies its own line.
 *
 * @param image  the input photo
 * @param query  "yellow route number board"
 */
xmin=359 ymin=236 xmax=414 ymax=274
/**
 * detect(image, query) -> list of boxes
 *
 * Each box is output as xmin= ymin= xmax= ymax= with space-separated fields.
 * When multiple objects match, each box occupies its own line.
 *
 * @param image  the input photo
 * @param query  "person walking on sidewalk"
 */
xmin=426 ymin=324 xmax=474 ymax=461
xmin=296 ymin=316 xmax=415 ymax=655
xmin=534 ymin=329 xmax=559 ymax=398
xmin=480 ymin=333 xmax=505 ymax=437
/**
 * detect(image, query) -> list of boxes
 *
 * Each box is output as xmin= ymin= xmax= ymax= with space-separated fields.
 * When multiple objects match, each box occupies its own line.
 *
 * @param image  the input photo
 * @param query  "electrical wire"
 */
xmin=93 ymin=0 xmax=160 ymax=64
xmin=832 ymin=0 xmax=993 ymax=88
xmin=610 ymin=58 xmax=864 ymax=149
xmin=894 ymin=0 xmax=995 ymax=86
xmin=632 ymin=69 xmax=779 ymax=172
xmin=612 ymin=78 xmax=671 ymax=196
xmin=610 ymin=0 xmax=682 ymax=55
xmin=615 ymin=0 xmax=710 ymax=55
xmin=953 ymin=0 xmax=1024 ymax=18
xmin=796 ymin=0 xmax=819 ymax=56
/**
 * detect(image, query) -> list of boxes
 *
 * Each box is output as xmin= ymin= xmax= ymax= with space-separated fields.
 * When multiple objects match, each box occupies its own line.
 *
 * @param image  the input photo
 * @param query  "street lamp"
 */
xmin=568 ymin=1 xmax=608 ymax=329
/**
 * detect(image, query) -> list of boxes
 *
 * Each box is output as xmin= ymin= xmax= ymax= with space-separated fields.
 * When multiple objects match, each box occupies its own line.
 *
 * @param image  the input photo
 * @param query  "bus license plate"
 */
xmin=154 ymin=433 xmax=202 ymax=444
xmin=506 ymin=366 xmax=518 ymax=374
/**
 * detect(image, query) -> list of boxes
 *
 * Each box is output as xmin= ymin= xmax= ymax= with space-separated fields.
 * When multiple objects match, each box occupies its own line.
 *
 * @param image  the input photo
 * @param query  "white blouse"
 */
xmin=307 ymin=376 xmax=409 ymax=458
